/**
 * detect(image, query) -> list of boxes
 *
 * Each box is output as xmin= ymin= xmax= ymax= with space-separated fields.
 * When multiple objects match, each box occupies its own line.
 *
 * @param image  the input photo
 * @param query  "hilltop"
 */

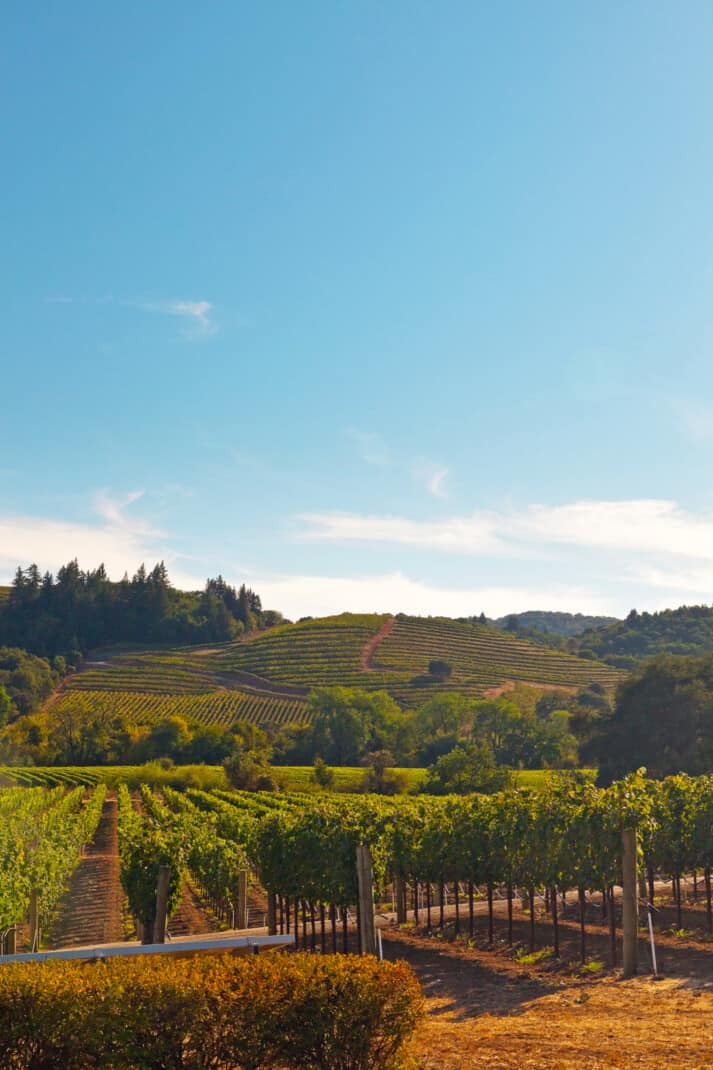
xmin=493 ymin=610 xmax=619 ymax=638
xmin=50 ymin=612 xmax=622 ymax=730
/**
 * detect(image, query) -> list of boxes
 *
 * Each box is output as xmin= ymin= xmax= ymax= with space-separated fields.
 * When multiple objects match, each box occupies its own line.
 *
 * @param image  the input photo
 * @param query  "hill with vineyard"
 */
xmin=49 ymin=613 xmax=623 ymax=730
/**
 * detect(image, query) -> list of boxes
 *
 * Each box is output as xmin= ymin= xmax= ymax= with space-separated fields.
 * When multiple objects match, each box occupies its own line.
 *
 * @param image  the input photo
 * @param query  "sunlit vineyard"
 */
xmin=52 ymin=612 xmax=621 ymax=729
xmin=118 ymin=770 xmax=713 ymax=964
xmin=0 ymin=784 xmax=106 ymax=943
xmin=51 ymin=688 xmax=307 ymax=728
xmin=374 ymin=616 xmax=623 ymax=704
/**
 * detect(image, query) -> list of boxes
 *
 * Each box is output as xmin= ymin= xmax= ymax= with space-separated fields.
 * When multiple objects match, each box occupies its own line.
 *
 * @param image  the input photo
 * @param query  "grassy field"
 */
xmin=48 ymin=612 xmax=622 ymax=729
xmin=0 ymin=764 xmax=594 ymax=792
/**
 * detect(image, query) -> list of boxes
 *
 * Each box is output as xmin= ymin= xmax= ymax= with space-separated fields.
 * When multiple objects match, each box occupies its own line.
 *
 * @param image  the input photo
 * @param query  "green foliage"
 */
xmin=0 ymin=647 xmax=59 ymax=717
xmin=424 ymin=741 xmax=513 ymax=795
xmin=515 ymin=946 xmax=554 ymax=965
xmin=493 ymin=611 xmax=618 ymax=638
xmin=428 ymin=658 xmax=453 ymax=680
xmin=0 ymin=687 xmax=11 ymax=727
xmin=590 ymin=653 xmax=713 ymax=780
xmin=116 ymin=784 xmax=186 ymax=933
xmin=312 ymin=757 xmax=335 ymax=788
xmin=571 ymin=604 xmax=713 ymax=668
xmin=0 ymin=559 xmax=275 ymax=663
xmin=305 ymin=687 xmax=403 ymax=765
xmin=360 ymin=751 xmax=409 ymax=795
xmin=224 ymin=748 xmax=283 ymax=792
xmin=0 ymin=784 xmax=106 ymax=935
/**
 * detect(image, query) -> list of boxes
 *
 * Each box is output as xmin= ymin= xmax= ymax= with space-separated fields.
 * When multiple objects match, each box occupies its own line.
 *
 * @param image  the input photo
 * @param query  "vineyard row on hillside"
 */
xmin=55 ymin=613 xmax=622 ymax=718
xmin=50 ymin=689 xmax=308 ymax=727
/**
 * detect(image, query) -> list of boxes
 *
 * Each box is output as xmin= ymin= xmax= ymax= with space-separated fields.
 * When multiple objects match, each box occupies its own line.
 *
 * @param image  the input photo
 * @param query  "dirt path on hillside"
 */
xmin=383 ymin=923 xmax=713 ymax=1069
xmin=361 ymin=616 xmax=397 ymax=671
xmin=48 ymin=796 xmax=124 ymax=949
xmin=483 ymin=680 xmax=578 ymax=699
xmin=215 ymin=669 xmax=309 ymax=699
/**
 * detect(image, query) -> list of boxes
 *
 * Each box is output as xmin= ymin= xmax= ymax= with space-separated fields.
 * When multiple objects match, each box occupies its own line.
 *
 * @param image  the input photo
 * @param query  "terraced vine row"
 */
xmin=48 ymin=612 xmax=621 ymax=730
xmin=51 ymin=688 xmax=307 ymax=727
xmin=376 ymin=616 xmax=622 ymax=703
xmin=210 ymin=614 xmax=390 ymax=687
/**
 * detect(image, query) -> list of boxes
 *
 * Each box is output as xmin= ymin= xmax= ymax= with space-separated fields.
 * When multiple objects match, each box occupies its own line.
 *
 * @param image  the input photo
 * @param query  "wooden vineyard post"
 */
xmin=153 ymin=865 xmax=171 ymax=944
xmin=487 ymin=884 xmax=494 ymax=946
xmin=529 ymin=886 xmax=536 ymax=952
xmin=507 ymin=884 xmax=513 ymax=946
xmin=395 ymin=876 xmax=407 ymax=924
xmin=236 ymin=870 xmax=249 ymax=930
xmin=356 ymin=845 xmax=377 ymax=956
xmin=29 ymin=890 xmax=40 ymax=953
xmin=622 ymin=827 xmax=638 ymax=978
xmin=551 ymin=886 xmax=559 ymax=957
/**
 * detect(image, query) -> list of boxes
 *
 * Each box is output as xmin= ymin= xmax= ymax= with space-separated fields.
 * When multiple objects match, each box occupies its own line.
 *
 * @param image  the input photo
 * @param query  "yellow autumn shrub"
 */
xmin=0 ymin=952 xmax=423 ymax=1070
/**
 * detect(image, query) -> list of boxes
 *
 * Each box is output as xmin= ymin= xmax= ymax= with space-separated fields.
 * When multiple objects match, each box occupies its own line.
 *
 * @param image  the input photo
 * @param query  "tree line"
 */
xmin=0 ymin=560 xmax=280 ymax=665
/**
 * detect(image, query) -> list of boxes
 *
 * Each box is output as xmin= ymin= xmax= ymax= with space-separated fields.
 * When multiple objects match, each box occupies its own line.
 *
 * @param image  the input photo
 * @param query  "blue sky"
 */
xmin=3 ymin=2 xmax=713 ymax=619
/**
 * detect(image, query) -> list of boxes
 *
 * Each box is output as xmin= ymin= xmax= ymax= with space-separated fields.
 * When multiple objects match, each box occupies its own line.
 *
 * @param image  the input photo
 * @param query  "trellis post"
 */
xmin=356 ymin=845 xmax=377 ymax=956
xmin=153 ymin=865 xmax=171 ymax=944
xmin=29 ymin=890 xmax=40 ymax=953
xmin=622 ymin=827 xmax=638 ymax=978
xmin=236 ymin=870 xmax=248 ymax=929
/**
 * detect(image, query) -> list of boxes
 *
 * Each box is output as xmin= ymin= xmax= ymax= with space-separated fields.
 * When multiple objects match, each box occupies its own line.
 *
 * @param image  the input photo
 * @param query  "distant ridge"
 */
xmin=494 ymin=611 xmax=619 ymax=638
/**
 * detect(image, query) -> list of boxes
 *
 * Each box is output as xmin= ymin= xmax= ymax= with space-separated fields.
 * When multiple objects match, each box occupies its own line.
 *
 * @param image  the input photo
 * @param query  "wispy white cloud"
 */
xmin=517 ymin=499 xmax=713 ymax=559
xmin=346 ymin=431 xmax=451 ymax=500
xmin=412 ymin=461 xmax=449 ymax=499
xmin=345 ymin=428 xmax=391 ymax=466
xmin=130 ymin=298 xmax=216 ymax=336
xmin=94 ymin=489 xmax=147 ymax=528
xmin=299 ymin=510 xmax=506 ymax=554
xmin=298 ymin=498 xmax=713 ymax=561
xmin=45 ymin=295 xmax=216 ymax=336
xmin=0 ymin=491 xmax=199 ymax=587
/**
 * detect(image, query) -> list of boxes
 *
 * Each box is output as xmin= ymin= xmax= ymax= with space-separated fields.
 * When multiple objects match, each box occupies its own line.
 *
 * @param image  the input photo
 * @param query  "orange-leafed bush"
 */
xmin=0 ymin=952 xmax=423 ymax=1070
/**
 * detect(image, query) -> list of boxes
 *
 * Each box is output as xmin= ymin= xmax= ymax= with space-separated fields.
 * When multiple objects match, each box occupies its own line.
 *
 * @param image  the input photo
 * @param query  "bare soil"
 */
xmin=361 ymin=616 xmax=397 ymax=671
xmin=47 ymin=796 xmax=124 ymax=948
xmin=382 ymin=907 xmax=713 ymax=1069
xmin=483 ymin=680 xmax=578 ymax=698
xmin=167 ymin=879 xmax=222 ymax=938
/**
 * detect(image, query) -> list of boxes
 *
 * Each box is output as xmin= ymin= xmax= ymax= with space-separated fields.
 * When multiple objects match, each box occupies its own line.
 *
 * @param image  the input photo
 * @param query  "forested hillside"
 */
xmin=571 ymin=605 xmax=713 ymax=668
xmin=494 ymin=611 xmax=618 ymax=637
xmin=0 ymin=561 xmax=282 ymax=663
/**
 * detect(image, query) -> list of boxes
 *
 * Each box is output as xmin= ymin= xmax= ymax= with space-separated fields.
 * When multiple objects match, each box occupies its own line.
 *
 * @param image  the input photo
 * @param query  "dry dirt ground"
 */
xmin=48 ymin=796 xmax=124 ymax=948
xmin=383 ymin=915 xmax=713 ymax=1070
